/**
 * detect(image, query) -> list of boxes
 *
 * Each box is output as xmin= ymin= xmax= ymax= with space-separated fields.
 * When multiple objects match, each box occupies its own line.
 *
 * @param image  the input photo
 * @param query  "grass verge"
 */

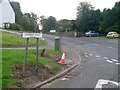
xmin=1 ymin=31 xmax=47 ymax=47
xmin=2 ymin=49 xmax=61 ymax=88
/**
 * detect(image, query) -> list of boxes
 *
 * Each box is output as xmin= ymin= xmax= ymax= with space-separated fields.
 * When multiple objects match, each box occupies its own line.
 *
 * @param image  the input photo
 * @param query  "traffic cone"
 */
xmin=59 ymin=50 xmax=67 ymax=64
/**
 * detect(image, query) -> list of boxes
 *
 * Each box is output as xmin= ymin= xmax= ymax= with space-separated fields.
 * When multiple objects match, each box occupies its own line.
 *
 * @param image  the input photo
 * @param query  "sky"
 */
xmin=11 ymin=0 xmax=119 ymax=20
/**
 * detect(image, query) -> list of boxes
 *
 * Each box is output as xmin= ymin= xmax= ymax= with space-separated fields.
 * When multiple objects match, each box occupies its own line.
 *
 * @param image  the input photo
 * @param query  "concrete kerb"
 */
xmin=31 ymin=63 xmax=79 ymax=89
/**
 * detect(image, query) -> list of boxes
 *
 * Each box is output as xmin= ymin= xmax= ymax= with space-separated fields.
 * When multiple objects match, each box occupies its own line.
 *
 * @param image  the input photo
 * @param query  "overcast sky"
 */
xmin=11 ymin=0 xmax=119 ymax=20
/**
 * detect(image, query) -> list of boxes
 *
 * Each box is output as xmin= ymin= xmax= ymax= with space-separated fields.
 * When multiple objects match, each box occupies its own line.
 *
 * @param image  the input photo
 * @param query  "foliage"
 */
xmin=99 ymin=1 xmax=120 ymax=34
xmin=76 ymin=2 xmax=102 ymax=33
xmin=40 ymin=16 xmax=57 ymax=33
xmin=57 ymin=19 xmax=72 ymax=32
xmin=10 ymin=2 xmax=39 ymax=32
xmin=9 ymin=23 xmax=24 ymax=30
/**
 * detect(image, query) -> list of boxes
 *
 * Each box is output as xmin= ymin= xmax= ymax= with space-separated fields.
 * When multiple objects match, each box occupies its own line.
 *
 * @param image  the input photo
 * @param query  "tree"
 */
xmin=10 ymin=1 xmax=39 ymax=32
xmin=10 ymin=1 xmax=23 ymax=24
xmin=76 ymin=2 xmax=94 ymax=33
xmin=99 ymin=1 xmax=120 ymax=34
xmin=57 ymin=19 xmax=72 ymax=32
xmin=39 ymin=16 xmax=57 ymax=33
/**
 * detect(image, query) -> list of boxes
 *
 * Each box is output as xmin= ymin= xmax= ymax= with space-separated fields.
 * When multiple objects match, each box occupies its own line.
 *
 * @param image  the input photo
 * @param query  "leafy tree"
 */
xmin=10 ymin=1 xmax=23 ymax=24
xmin=57 ymin=19 xmax=72 ymax=32
xmin=10 ymin=1 xmax=39 ymax=32
xmin=21 ymin=16 xmax=30 ymax=30
xmin=76 ymin=2 xmax=94 ymax=33
xmin=39 ymin=16 xmax=57 ymax=33
xmin=99 ymin=1 xmax=120 ymax=34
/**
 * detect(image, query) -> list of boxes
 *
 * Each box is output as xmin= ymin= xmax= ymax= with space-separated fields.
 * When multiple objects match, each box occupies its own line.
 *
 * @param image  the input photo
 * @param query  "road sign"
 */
xmin=22 ymin=33 xmax=41 ymax=74
xmin=22 ymin=33 xmax=42 ymax=38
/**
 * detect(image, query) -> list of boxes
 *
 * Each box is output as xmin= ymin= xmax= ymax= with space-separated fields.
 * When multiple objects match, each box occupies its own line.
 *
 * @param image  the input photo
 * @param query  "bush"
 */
xmin=9 ymin=23 xmax=24 ymax=30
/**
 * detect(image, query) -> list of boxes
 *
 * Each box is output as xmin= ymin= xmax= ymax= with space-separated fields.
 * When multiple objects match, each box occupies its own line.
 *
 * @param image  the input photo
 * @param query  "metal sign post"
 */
xmin=23 ymin=38 xmax=29 ymax=74
xmin=36 ymin=38 xmax=39 ymax=71
xmin=22 ymin=33 xmax=42 ymax=74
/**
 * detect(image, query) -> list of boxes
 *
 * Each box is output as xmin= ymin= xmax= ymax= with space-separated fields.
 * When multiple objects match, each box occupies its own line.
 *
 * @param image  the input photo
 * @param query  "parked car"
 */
xmin=85 ymin=31 xmax=100 ymax=37
xmin=106 ymin=32 xmax=119 ymax=38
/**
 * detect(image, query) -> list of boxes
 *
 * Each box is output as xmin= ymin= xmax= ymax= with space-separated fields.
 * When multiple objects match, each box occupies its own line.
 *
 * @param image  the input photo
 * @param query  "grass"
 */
xmin=1 ymin=31 xmax=47 ymax=47
xmin=2 ymin=49 xmax=60 ymax=88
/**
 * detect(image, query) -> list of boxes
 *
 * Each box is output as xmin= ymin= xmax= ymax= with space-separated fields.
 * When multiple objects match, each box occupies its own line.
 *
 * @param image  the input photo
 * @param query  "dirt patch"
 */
xmin=10 ymin=53 xmax=62 ymax=88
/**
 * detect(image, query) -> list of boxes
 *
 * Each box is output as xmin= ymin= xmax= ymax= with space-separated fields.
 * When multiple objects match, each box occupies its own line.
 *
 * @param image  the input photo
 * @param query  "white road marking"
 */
xmin=89 ymin=54 xmax=93 ymax=56
xmin=96 ymin=55 xmax=100 ymax=58
xmin=116 ymin=63 xmax=120 ymax=65
xmin=104 ymin=57 xmax=108 ymax=59
xmin=84 ymin=53 xmax=87 ymax=55
xmin=95 ymin=79 xmax=119 ymax=89
xmin=85 ymin=55 xmax=88 ymax=57
xmin=106 ymin=60 xmax=113 ymax=63
xmin=111 ymin=59 xmax=118 ymax=62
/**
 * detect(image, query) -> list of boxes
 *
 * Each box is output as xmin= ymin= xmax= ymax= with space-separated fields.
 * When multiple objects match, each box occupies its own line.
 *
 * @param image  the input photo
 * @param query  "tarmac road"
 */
xmin=41 ymin=35 xmax=119 ymax=88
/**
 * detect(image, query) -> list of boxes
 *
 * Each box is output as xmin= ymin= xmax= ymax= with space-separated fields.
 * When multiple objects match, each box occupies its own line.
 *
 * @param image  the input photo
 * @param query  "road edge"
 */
xmin=31 ymin=63 xmax=79 ymax=89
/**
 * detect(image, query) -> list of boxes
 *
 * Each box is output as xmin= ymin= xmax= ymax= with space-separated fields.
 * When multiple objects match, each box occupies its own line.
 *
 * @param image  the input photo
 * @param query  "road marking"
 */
xmin=85 ymin=55 xmax=88 ymax=57
xmin=89 ymin=54 xmax=93 ymax=56
xmin=96 ymin=55 xmax=100 ymax=58
xmin=116 ymin=63 xmax=120 ymax=65
xmin=104 ymin=57 xmax=108 ymax=59
xmin=111 ymin=59 xmax=118 ymax=62
xmin=95 ymin=79 xmax=119 ymax=89
xmin=106 ymin=60 xmax=113 ymax=63
xmin=84 ymin=53 xmax=87 ymax=55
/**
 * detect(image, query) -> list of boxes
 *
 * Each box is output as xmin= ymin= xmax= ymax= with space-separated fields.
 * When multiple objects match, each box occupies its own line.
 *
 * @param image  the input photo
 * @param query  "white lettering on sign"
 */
xmin=22 ymin=33 xmax=42 ymax=38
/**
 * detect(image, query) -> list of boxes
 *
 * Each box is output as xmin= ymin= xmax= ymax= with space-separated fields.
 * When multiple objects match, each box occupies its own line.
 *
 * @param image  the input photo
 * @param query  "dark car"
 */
xmin=85 ymin=31 xmax=100 ymax=37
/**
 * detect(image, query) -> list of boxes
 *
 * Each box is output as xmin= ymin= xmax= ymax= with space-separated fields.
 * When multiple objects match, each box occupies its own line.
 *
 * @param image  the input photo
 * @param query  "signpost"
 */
xmin=22 ymin=33 xmax=42 ymax=74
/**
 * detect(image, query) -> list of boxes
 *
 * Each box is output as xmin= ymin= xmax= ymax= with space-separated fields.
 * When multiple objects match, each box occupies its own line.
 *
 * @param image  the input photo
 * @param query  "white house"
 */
xmin=0 ymin=0 xmax=15 ymax=27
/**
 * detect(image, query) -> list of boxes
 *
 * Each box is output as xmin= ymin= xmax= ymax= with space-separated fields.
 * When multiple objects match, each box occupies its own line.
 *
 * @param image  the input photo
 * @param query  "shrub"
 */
xmin=9 ymin=23 xmax=24 ymax=30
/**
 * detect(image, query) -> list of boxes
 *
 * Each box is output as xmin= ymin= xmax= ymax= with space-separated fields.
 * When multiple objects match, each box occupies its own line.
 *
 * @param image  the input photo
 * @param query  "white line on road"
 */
xmin=111 ymin=59 xmax=118 ymax=62
xmin=84 ymin=55 xmax=88 ymax=57
xmin=89 ymin=54 xmax=93 ymax=56
xmin=106 ymin=60 xmax=113 ymax=63
xmin=116 ymin=63 xmax=120 ymax=65
xmin=104 ymin=57 xmax=108 ymax=59
xmin=84 ymin=53 xmax=87 ymax=55
xmin=96 ymin=55 xmax=100 ymax=58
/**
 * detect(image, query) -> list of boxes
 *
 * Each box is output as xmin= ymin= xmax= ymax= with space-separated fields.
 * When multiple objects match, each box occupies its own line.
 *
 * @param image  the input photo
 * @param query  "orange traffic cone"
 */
xmin=59 ymin=50 xmax=67 ymax=64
